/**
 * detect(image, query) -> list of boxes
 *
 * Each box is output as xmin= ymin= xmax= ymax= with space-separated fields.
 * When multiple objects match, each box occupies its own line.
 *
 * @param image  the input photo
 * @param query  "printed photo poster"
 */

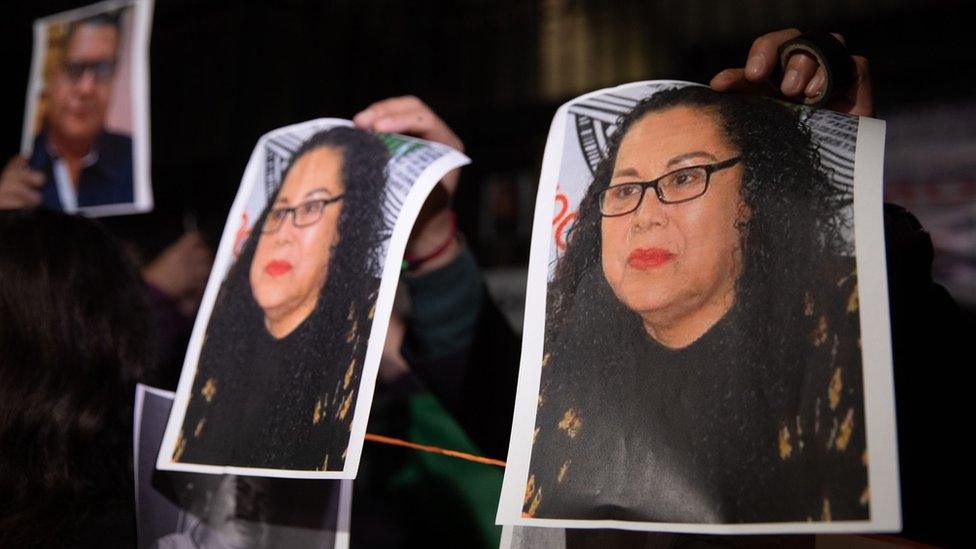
xmin=157 ymin=119 xmax=469 ymax=479
xmin=497 ymin=81 xmax=901 ymax=534
xmin=21 ymin=0 xmax=154 ymax=216
xmin=135 ymin=385 xmax=352 ymax=548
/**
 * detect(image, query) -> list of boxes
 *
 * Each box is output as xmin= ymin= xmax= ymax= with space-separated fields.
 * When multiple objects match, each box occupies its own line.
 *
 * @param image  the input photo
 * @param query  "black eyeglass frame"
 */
xmin=598 ymin=156 xmax=742 ymax=217
xmin=260 ymin=195 xmax=345 ymax=234
xmin=60 ymin=59 xmax=119 ymax=82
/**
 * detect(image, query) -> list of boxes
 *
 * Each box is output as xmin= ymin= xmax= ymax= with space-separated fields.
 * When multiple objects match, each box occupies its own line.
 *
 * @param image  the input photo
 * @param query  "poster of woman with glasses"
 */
xmin=156 ymin=120 xmax=468 ymax=478
xmin=496 ymin=81 xmax=900 ymax=533
xmin=21 ymin=0 xmax=153 ymax=216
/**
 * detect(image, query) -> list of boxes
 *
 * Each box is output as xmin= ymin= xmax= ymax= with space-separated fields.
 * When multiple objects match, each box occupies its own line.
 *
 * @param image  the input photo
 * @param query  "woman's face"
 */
xmin=600 ymin=105 xmax=747 ymax=348
xmin=250 ymin=146 xmax=344 ymax=339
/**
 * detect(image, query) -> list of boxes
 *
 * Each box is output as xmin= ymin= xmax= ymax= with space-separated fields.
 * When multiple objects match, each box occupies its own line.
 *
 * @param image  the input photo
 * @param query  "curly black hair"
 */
xmin=548 ymin=85 xmax=853 ymax=412
xmin=210 ymin=125 xmax=389 ymax=346
xmin=268 ymin=126 xmax=391 ymax=316
xmin=208 ymin=126 xmax=389 ymax=338
xmin=179 ymin=126 xmax=389 ymax=468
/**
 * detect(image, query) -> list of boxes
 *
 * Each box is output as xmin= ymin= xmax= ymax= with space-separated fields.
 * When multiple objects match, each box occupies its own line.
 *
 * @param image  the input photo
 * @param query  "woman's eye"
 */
xmin=300 ymin=202 xmax=322 ymax=216
xmin=611 ymin=185 xmax=639 ymax=199
xmin=670 ymin=170 xmax=701 ymax=187
xmin=271 ymin=209 xmax=287 ymax=222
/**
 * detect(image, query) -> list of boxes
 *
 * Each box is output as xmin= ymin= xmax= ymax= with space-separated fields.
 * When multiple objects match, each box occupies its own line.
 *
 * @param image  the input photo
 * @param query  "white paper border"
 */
xmin=20 ymin=0 xmax=154 ymax=217
xmin=133 ymin=382 xmax=175 ymax=533
xmin=496 ymin=81 xmax=900 ymax=534
xmin=334 ymin=479 xmax=354 ymax=549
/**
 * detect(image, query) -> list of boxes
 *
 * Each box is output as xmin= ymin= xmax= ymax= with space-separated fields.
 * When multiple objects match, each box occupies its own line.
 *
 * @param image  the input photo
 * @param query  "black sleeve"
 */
xmin=884 ymin=203 xmax=969 ymax=546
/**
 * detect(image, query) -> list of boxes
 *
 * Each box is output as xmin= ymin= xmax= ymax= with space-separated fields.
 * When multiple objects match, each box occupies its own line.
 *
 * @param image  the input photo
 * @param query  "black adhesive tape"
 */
xmin=774 ymin=31 xmax=856 ymax=108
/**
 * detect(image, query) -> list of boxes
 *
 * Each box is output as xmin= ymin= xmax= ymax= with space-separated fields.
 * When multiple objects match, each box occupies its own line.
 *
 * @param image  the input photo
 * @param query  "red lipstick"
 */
xmin=627 ymin=248 xmax=674 ymax=270
xmin=265 ymin=260 xmax=292 ymax=277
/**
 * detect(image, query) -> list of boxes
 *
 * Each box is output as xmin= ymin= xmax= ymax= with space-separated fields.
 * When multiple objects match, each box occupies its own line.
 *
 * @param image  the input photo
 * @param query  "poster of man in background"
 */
xmin=17 ymin=0 xmax=153 ymax=216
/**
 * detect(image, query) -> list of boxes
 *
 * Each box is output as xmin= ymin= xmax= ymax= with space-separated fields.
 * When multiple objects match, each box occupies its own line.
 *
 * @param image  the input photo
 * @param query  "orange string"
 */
xmin=364 ymin=432 xmax=507 ymax=467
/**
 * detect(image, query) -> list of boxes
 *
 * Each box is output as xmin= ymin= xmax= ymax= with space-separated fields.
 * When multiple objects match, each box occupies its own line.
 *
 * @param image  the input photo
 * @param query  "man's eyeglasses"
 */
xmin=61 ymin=59 xmax=117 ymax=82
xmin=598 ymin=156 xmax=742 ymax=217
xmin=261 ymin=196 xmax=344 ymax=234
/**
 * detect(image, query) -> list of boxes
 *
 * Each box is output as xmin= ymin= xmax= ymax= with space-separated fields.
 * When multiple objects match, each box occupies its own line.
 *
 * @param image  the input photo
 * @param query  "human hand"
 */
xmin=354 ymin=95 xmax=464 ymax=162
xmin=354 ymin=96 xmax=464 ymax=273
xmin=143 ymin=231 xmax=213 ymax=314
xmin=710 ymin=28 xmax=873 ymax=117
xmin=0 ymin=155 xmax=45 ymax=209
xmin=379 ymin=311 xmax=410 ymax=383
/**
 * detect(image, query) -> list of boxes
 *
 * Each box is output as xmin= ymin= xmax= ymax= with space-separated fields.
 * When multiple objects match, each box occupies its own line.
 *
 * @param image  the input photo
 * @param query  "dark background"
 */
xmin=2 ymin=3 xmax=972 ymax=546
xmin=2 ymin=0 xmax=974 ymax=304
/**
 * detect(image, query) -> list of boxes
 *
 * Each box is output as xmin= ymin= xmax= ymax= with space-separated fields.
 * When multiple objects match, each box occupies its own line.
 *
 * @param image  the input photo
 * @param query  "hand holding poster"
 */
xmin=21 ymin=0 xmax=153 ymax=216
xmin=497 ymin=81 xmax=899 ymax=534
xmin=157 ymin=120 xmax=468 ymax=478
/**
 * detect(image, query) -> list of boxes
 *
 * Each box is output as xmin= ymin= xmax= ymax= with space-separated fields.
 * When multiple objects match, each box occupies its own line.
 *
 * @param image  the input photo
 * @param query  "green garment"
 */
xmin=390 ymin=391 xmax=503 ymax=548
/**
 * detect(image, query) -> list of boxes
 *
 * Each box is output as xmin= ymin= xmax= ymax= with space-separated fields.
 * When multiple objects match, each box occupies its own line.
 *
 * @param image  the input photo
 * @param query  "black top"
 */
xmin=526 ymin=262 xmax=868 ymax=523
xmin=176 ymin=286 xmax=375 ymax=471
xmin=29 ymin=130 xmax=135 ymax=210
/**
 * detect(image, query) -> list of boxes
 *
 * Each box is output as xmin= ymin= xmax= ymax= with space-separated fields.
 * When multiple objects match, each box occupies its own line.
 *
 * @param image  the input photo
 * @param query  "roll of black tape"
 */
xmin=774 ymin=31 xmax=856 ymax=108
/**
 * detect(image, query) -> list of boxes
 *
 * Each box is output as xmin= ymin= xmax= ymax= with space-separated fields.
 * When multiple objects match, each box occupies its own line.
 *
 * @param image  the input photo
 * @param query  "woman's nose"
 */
xmin=275 ymin=213 xmax=300 ymax=243
xmin=631 ymin=189 xmax=668 ymax=230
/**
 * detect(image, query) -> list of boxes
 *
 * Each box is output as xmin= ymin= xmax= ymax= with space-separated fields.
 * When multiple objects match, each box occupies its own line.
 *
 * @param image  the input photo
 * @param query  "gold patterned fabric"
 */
xmin=176 ymin=287 xmax=377 ymax=470
xmin=524 ymin=264 xmax=868 ymax=523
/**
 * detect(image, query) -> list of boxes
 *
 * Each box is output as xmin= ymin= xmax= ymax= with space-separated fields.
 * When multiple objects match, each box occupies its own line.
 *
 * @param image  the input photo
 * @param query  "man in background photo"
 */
xmin=27 ymin=11 xmax=133 ymax=212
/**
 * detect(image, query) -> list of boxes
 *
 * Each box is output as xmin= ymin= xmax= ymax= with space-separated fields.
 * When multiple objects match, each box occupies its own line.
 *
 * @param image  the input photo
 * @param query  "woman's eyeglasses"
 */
xmin=261 ymin=196 xmax=344 ymax=234
xmin=598 ymin=156 xmax=741 ymax=217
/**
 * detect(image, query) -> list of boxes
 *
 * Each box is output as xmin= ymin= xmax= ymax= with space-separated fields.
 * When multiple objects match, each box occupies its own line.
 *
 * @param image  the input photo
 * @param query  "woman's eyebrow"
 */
xmin=667 ymin=151 xmax=718 ymax=168
xmin=274 ymin=187 xmax=333 ymax=205
xmin=611 ymin=167 xmax=641 ymax=179
xmin=612 ymin=151 xmax=720 ymax=179
xmin=303 ymin=187 xmax=333 ymax=198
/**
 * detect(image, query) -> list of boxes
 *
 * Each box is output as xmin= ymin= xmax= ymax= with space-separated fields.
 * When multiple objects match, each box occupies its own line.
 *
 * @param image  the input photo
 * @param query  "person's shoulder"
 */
xmin=98 ymin=131 xmax=134 ymax=154
xmin=27 ymin=130 xmax=52 ymax=168
xmin=31 ymin=129 xmax=48 ymax=148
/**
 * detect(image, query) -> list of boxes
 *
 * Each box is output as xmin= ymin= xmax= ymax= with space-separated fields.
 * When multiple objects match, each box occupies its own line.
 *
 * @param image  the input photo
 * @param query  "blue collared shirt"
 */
xmin=29 ymin=129 xmax=135 ymax=212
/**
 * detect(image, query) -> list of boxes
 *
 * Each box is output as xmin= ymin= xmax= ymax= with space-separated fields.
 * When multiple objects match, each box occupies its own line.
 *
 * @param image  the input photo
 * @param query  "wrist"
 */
xmin=404 ymin=211 xmax=460 ymax=274
xmin=142 ymin=262 xmax=184 ymax=300
xmin=406 ymin=208 xmax=454 ymax=255
xmin=406 ymin=237 xmax=461 ymax=275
